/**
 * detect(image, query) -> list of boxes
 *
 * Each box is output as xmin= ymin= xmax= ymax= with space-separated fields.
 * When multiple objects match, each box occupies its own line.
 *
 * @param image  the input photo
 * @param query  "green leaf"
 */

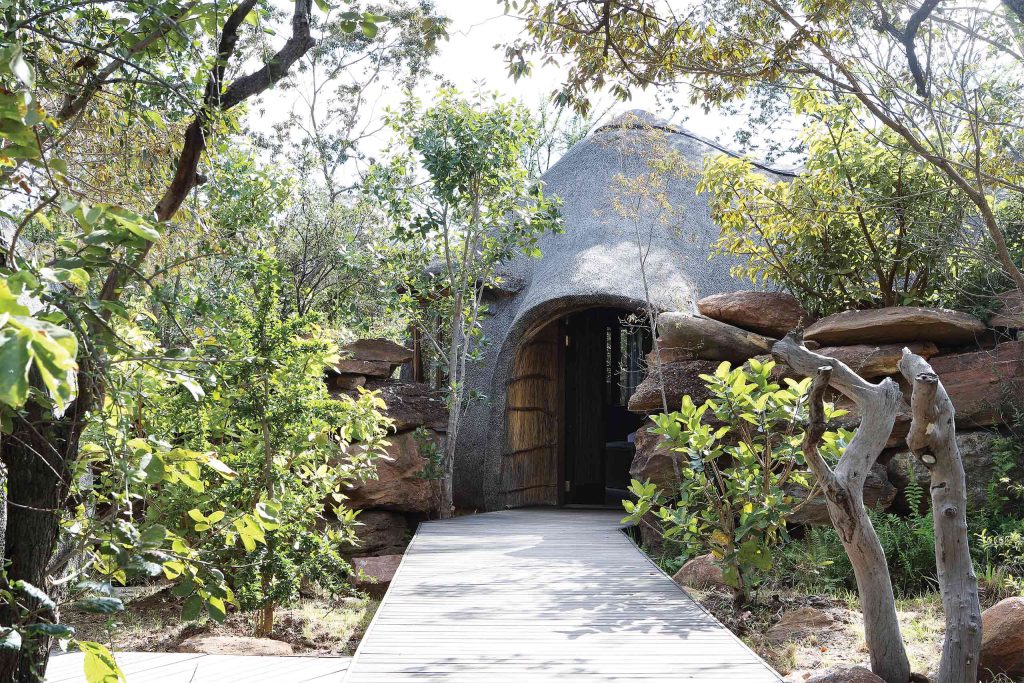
xmin=74 ymin=597 xmax=124 ymax=614
xmin=181 ymin=593 xmax=204 ymax=622
xmin=361 ymin=21 xmax=379 ymax=38
xmin=14 ymin=580 xmax=56 ymax=611
xmin=79 ymin=641 xmax=125 ymax=683
xmin=0 ymin=328 xmax=31 ymax=407
xmin=0 ymin=627 xmax=22 ymax=651
xmin=207 ymin=596 xmax=227 ymax=623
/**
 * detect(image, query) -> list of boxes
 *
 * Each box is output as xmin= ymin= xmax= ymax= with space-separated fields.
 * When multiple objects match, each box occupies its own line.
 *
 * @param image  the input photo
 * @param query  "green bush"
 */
xmin=699 ymin=107 xmax=1018 ymax=317
xmin=776 ymin=507 xmax=937 ymax=598
xmin=624 ymin=359 xmax=849 ymax=603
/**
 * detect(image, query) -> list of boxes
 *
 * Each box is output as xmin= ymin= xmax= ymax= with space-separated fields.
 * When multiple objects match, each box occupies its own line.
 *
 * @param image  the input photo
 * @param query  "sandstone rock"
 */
xmin=350 ymin=510 xmax=411 ymax=557
xmin=981 ymin=597 xmax=1024 ymax=678
xmin=341 ymin=338 xmax=413 ymax=364
xmin=767 ymin=606 xmax=834 ymax=644
xmin=672 ymin=554 xmax=728 ymax=591
xmin=930 ymin=341 xmax=1024 ymax=428
xmin=353 ymin=554 xmax=403 ymax=594
xmin=331 ymin=374 xmax=367 ymax=391
xmin=787 ymin=464 xmax=897 ymax=526
xmin=343 ymin=430 xmax=440 ymax=513
xmin=988 ymin=289 xmax=1024 ymax=328
xmin=815 ymin=342 xmax=939 ymax=379
xmin=627 ymin=360 xmax=720 ymax=413
xmin=888 ymin=431 xmax=1000 ymax=514
xmin=332 ymin=358 xmax=393 ymax=378
xmin=804 ymin=306 xmax=986 ymax=346
xmin=361 ymin=379 xmax=449 ymax=433
xmin=806 ymin=667 xmax=885 ymax=683
xmin=630 ymin=424 xmax=679 ymax=492
xmin=697 ymin=290 xmax=809 ymax=338
xmin=177 ymin=635 xmax=293 ymax=656
xmin=646 ymin=343 xmax=696 ymax=366
xmin=658 ymin=312 xmax=776 ymax=363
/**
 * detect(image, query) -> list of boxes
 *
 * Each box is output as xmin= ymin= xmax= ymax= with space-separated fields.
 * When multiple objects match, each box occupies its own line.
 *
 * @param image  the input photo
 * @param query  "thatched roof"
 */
xmin=494 ymin=109 xmax=795 ymax=320
xmin=453 ymin=110 xmax=795 ymax=510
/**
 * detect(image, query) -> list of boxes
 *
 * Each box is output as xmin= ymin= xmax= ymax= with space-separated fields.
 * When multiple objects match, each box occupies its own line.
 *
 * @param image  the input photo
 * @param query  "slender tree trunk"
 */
xmin=773 ymin=333 xmax=912 ymax=683
xmin=440 ymin=291 xmax=464 ymax=519
xmin=898 ymin=350 xmax=981 ymax=683
xmin=0 ymin=409 xmax=76 ymax=682
xmin=258 ymin=418 xmax=275 ymax=635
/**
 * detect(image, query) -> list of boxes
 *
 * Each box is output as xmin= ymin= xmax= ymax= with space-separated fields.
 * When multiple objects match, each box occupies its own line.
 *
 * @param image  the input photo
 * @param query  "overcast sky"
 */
xmin=247 ymin=0 xmax=775 ymax=176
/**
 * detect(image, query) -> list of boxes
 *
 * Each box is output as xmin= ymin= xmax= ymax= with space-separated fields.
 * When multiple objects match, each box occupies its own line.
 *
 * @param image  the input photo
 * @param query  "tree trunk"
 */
xmin=0 ymin=407 xmax=77 ymax=682
xmin=898 ymin=350 xmax=982 ymax=683
xmin=773 ymin=333 xmax=912 ymax=683
xmin=440 ymin=291 xmax=464 ymax=520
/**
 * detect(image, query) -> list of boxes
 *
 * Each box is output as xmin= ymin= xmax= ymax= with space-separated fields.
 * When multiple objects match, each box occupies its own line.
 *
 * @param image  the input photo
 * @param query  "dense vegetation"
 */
xmin=0 ymin=0 xmax=1022 ymax=681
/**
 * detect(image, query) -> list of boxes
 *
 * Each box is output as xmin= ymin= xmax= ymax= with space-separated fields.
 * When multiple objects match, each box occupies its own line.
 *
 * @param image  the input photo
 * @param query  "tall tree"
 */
xmin=368 ymin=89 xmax=562 ymax=517
xmin=0 ymin=1 xmax=389 ymax=679
xmin=505 ymin=0 xmax=1024 ymax=292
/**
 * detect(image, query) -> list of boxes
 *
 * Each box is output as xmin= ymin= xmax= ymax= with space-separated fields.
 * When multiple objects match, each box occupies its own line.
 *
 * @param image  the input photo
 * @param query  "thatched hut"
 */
xmin=452 ymin=110 xmax=794 ymax=510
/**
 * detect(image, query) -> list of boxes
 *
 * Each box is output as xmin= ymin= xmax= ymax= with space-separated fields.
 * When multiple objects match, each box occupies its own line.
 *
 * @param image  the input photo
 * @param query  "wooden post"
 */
xmin=773 ymin=333 xmax=911 ymax=683
xmin=898 ymin=349 xmax=982 ymax=683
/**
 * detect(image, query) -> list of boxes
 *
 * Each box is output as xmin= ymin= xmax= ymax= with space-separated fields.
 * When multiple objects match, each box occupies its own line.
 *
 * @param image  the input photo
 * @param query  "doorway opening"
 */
xmin=562 ymin=308 xmax=652 ymax=506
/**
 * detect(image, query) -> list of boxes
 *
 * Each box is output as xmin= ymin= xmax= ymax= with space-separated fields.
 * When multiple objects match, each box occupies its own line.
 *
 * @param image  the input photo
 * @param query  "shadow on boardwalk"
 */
xmin=344 ymin=508 xmax=783 ymax=682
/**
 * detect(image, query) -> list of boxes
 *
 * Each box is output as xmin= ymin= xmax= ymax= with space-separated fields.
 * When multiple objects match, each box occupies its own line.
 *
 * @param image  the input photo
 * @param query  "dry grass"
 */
xmin=62 ymin=589 xmax=380 ymax=656
xmin=693 ymin=588 xmax=946 ymax=681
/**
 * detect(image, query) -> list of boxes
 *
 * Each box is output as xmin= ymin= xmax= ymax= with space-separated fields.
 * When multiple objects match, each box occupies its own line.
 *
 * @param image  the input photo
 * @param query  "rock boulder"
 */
xmin=787 ymin=464 xmax=897 ymax=526
xmin=766 ymin=606 xmax=834 ymax=644
xmin=697 ymin=290 xmax=809 ymax=338
xmin=353 ymin=554 xmax=403 ymax=594
xmin=672 ymin=554 xmax=728 ymax=591
xmin=349 ymin=510 xmax=411 ymax=557
xmin=806 ymin=667 xmax=885 ymax=683
xmin=988 ymin=289 xmax=1024 ymax=329
xmin=343 ymin=430 xmax=439 ymax=514
xmin=361 ymin=379 xmax=448 ymax=433
xmin=930 ymin=341 xmax=1024 ymax=428
xmin=981 ymin=597 xmax=1024 ymax=678
xmin=888 ymin=431 xmax=1000 ymax=515
xmin=815 ymin=342 xmax=939 ymax=379
xmin=629 ymin=423 xmax=679 ymax=491
xmin=341 ymin=338 xmax=414 ymax=365
xmin=627 ymin=360 xmax=720 ymax=413
xmin=658 ymin=312 xmax=776 ymax=363
xmin=332 ymin=358 xmax=393 ymax=378
xmin=804 ymin=306 xmax=985 ymax=346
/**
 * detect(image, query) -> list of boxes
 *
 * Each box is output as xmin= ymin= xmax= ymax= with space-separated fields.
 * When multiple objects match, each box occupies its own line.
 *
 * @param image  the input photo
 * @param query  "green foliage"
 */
xmin=698 ymin=107 xmax=975 ymax=315
xmin=367 ymin=88 xmax=562 ymax=514
xmin=777 ymin=509 xmax=937 ymax=599
xmin=143 ymin=255 xmax=391 ymax=614
xmin=623 ymin=359 xmax=850 ymax=602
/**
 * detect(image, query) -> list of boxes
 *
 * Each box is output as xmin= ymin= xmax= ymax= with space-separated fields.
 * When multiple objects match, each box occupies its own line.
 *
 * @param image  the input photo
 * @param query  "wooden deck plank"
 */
xmin=344 ymin=508 xmax=782 ymax=682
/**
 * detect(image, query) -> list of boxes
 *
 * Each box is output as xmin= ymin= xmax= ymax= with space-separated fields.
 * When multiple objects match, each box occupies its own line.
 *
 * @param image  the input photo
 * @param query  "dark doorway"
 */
xmin=562 ymin=308 xmax=652 ymax=506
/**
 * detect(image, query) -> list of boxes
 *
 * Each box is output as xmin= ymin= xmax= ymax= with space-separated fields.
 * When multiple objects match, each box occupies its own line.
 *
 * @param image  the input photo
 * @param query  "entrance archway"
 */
xmin=500 ymin=307 xmax=652 ymax=508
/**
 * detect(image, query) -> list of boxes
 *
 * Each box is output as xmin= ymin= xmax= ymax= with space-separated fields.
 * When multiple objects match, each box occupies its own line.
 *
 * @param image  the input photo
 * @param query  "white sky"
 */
xmin=247 ymin=0 xmax=758 ymax=175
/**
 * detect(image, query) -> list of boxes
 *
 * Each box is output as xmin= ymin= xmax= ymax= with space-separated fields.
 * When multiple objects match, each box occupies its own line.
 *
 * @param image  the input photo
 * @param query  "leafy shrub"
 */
xmin=776 ymin=498 xmax=938 ymax=598
xmin=146 ymin=256 xmax=392 ymax=627
xmin=698 ymin=104 xmax=988 ymax=316
xmin=624 ymin=359 xmax=849 ymax=603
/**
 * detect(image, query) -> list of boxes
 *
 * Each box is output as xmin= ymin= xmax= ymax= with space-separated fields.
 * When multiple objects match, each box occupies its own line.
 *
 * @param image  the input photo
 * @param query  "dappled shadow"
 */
xmin=346 ymin=508 xmax=782 ymax=682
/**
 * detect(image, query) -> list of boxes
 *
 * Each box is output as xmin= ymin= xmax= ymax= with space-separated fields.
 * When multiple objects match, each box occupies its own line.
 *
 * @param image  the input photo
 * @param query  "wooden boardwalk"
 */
xmin=345 ymin=508 xmax=782 ymax=682
xmin=45 ymin=651 xmax=350 ymax=682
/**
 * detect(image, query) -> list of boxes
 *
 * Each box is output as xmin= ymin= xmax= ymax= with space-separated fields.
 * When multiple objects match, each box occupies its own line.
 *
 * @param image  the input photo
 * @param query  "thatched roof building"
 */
xmin=454 ymin=110 xmax=795 ymax=510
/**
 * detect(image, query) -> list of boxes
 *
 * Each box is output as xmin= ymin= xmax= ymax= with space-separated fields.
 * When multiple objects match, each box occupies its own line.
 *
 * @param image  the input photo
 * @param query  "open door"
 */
xmin=563 ymin=309 xmax=651 ymax=506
